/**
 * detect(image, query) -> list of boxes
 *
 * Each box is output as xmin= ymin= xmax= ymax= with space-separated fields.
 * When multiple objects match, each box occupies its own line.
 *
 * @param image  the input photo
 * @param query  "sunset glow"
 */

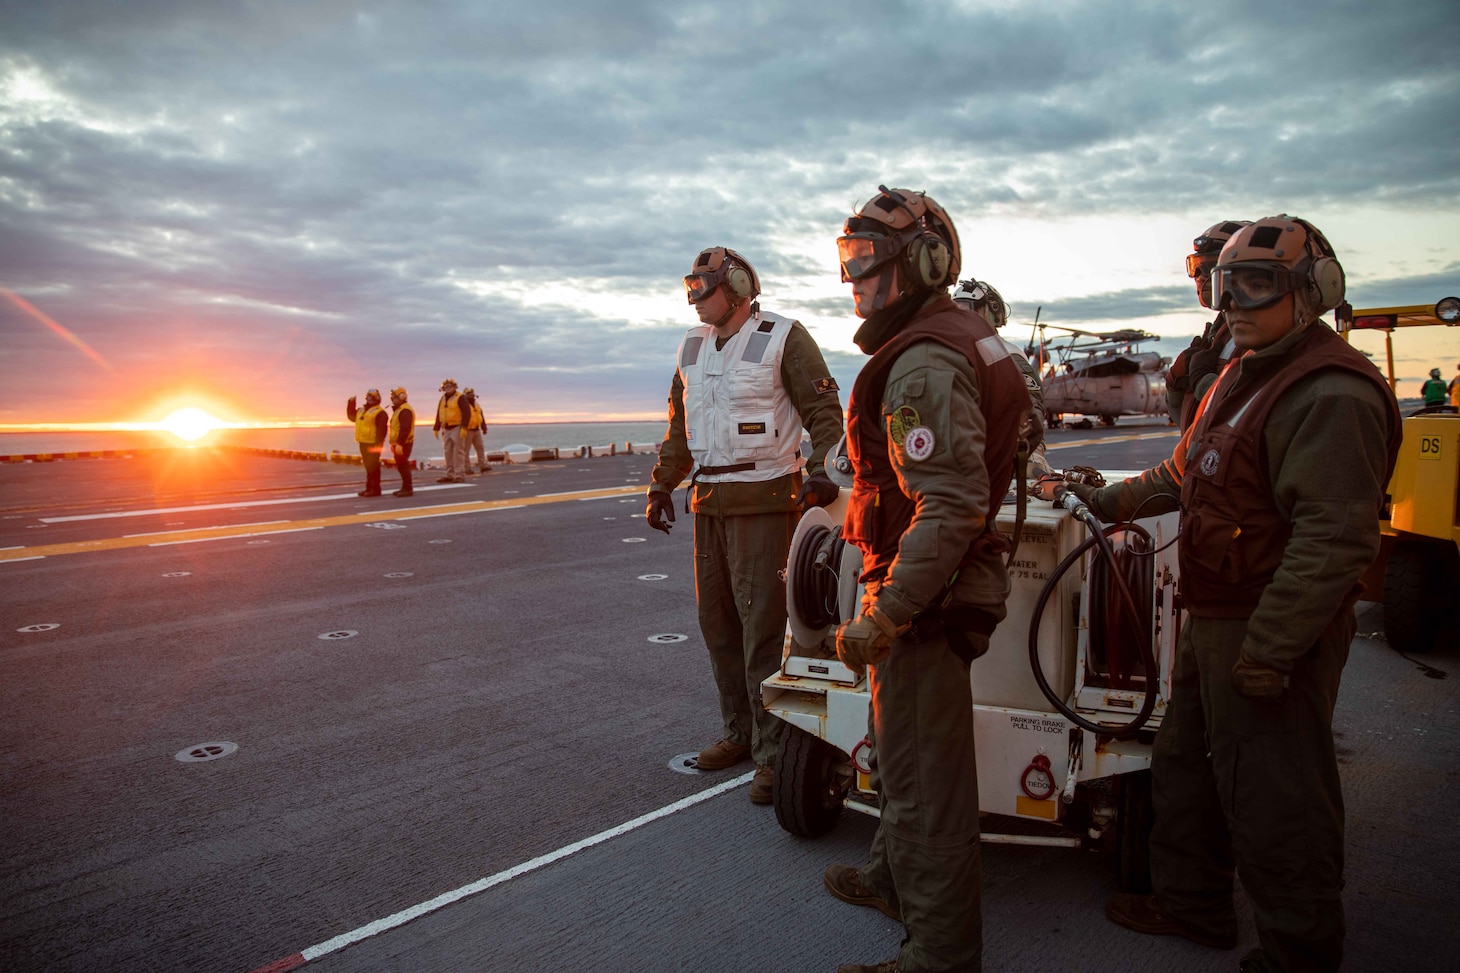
xmin=158 ymin=408 xmax=224 ymax=442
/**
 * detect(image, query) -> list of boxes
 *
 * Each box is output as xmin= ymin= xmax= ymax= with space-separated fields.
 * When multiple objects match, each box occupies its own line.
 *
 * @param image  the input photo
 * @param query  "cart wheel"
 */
xmin=1382 ymin=538 xmax=1460 ymax=654
xmin=774 ymin=725 xmax=850 ymax=838
xmin=1115 ymin=770 xmax=1152 ymax=894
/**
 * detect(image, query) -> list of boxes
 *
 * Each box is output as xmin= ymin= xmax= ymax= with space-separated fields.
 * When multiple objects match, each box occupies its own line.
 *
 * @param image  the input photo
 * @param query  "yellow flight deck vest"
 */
xmin=676 ymin=309 xmax=803 ymax=483
xmin=437 ymin=393 xmax=463 ymax=427
xmin=354 ymin=404 xmax=384 ymax=445
xmin=390 ymin=402 xmax=415 ymax=444
xmin=468 ymin=402 xmax=485 ymax=430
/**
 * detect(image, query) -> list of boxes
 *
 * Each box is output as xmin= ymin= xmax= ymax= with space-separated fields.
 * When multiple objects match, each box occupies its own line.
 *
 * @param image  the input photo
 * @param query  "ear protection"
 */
xmin=1290 ymin=217 xmax=1345 ymax=313
xmin=691 ymin=246 xmax=758 ymax=301
xmin=875 ymin=187 xmax=954 ymax=289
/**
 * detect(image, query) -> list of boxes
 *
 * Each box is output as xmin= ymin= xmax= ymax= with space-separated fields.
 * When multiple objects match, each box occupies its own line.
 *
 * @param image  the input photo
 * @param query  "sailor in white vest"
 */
xmin=647 ymin=246 xmax=844 ymax=804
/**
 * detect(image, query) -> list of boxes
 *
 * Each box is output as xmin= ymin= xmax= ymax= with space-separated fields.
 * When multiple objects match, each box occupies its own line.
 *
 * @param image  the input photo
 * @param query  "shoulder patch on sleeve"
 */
xmin=976 ymin=335 xmax=1011 ymax=366
xmin=813 ymin=376 xmax=839 ymax=395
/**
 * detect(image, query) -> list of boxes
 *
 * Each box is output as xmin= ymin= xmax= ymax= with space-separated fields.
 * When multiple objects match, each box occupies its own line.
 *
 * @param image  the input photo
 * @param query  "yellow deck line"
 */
xmin=1048 ymin=430 xmax=1177 ymax=450
xmin=0 ymin=485 xmax=644 ymax=563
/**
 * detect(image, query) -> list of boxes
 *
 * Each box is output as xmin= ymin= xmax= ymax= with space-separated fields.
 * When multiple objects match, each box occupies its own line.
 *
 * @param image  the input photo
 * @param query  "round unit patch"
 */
xmin=904 ymin=426 xmax=936 ymax=462
xmin=1200 ymin=448 xmax=1220 ymax=477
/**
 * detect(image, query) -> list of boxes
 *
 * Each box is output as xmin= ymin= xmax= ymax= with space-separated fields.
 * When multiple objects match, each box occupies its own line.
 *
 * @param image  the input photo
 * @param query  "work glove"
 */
xmin=800 ymin=472 xmax=840 ymax=511
xmin=1231 ymin=652 xmax=1288 ymax=701
xmin=646 ymin=491 xmax=676 ymax=534
xmin=1186 ymin=341 xmax=1223 ymax=389
xmin=835 ymin=605 xmax=908 ymax=677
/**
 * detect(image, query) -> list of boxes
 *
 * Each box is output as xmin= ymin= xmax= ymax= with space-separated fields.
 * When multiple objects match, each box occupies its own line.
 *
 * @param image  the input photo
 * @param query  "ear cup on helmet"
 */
xmin=1309 ymin=256 xmax=1345 ymax=312
xmin=906 ymin=234 xmax=951 ymax=288
xmin=725 ymin=266 xmax=753 ymax=299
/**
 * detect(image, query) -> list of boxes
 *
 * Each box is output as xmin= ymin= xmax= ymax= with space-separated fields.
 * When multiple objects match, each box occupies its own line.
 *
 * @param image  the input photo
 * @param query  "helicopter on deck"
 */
xmin=1028 ymin=321 xmax=1171 ymax=429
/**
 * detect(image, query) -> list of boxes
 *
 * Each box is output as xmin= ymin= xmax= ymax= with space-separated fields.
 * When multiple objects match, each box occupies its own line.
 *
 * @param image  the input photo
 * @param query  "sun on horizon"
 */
xmin=158 ymin=407 xmax=225 ymax=442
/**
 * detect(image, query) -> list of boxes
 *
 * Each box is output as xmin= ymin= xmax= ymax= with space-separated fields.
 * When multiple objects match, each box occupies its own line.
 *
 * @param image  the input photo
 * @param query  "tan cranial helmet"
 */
xmin=951 ymin=279 xmax=1008 ymax=328
xmin=1187 ymin=220 xmax=1251 ymax=310
xmin=1213 ymin=215 xmax=1344 ymax=323
xmin=684 ymin=247 xmax=760 ymax=305
xmin=440 ymin=378 xmax=457 ymax=391
xmin=838 ymin=186 xmax=961 ymax=311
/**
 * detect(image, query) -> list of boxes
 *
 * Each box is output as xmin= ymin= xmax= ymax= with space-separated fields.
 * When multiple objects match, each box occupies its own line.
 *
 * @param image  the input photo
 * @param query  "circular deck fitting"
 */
xmin=618 ymin=498 xmax=636 ymax=503
xmin=161 ymin=571 xmax=191 ymax=578
xmin=246 ymin=539 xmax=270 ymax=545
xmin=601 ymin=516 xmax=616 ymax=520
xmin=638 ymin=574 xmax=667 ymax=581
xmin=622 ymin=537 xmax=646 ymax=543
xmin=428 ymin=539 xmax=452 ymax=545
xmin=17 ymin=623 xmax=60 ymax=633
xmin=647 ymin=633 xmax=687 ymax=644
xmin=176 ymin=742 xmax=238 ymax=763
xmin=318 ymin=630 xmax=359 ymax=641
xmin=383 ymin=572 xmax=414 ymax=578
xmin=668 ymin=752 xmax=706 ymax=776
xmin=365 ymin=522 xmax=407 ymax=530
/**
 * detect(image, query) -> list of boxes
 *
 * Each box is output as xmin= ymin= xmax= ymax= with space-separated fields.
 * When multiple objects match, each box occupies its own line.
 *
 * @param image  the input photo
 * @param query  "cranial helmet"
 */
xmin=838 ymin=186 xmax=961 ymax=311
xmin=952 ymin=279 xmax=1008 ymax=328
xmin=1433 ymin=368 xmax=1444 ymax=379
xmin=1213 ymin=215 xmax=1345 ymax=324
xmin=391 ymin=387 xmax=408 ymax=400
xmin=1187 ymin=220 xmax=1251 ymax=310
xmin=684 ymin=247 xmax=759 ymax=306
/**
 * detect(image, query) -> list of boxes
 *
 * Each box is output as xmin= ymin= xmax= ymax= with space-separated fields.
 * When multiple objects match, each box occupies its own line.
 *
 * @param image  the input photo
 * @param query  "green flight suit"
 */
xmin=650 ymin=321 xmax=844 ymax=768
xmin=857 ymin=335 xmax=1015 ymax=973
xmin=1085 ymin=322 xmax=1395 ymax=973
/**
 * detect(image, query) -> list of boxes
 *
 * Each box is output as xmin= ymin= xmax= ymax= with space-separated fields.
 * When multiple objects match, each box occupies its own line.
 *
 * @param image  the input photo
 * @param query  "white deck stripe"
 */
xmin=299 ymin=771 xmax=754 ymax=962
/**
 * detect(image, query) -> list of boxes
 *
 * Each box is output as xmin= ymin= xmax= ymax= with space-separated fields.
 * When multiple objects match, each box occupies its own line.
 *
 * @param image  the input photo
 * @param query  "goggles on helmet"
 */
xmin=837 ymin=232 xmax=904 ymax=282
xmin=1211 ymin=264 xmax=1307 ymax=311
xmin=1185 ymin=252 xmax=1220 ymax=279
xmin=683 ymin=265 xmax=733 ymax=303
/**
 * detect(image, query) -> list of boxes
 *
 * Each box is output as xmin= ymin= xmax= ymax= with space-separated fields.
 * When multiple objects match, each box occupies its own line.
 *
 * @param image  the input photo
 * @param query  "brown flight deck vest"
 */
xmin=1179 ymin=324 xmax=1400 ymax=617
xmin=844 ymin=295 xmax=1031 ymax=588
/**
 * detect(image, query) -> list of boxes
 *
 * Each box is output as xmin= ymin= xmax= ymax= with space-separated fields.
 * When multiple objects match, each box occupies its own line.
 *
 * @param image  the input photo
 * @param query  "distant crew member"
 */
xmin=1060 ymin=216 xmax=1401 ymax=973
xmin=1166 ymin=220 xmax=1252 ymax=428
xmin=952 ymin=277 xmax=1049 ymax=474
xmin=433 ymin=378 xmax=467 ymax=484
xmin=388 ymin=387 xmax=415 ymax=497
xmin=1450 ymin=362 xmax=1460 ymax=407
xmin=463 ymin=387 xmax=491 ymax=473
xmin=1421 ymin=367 xmax=1448 ymax=407
xmin=346 ymin=389 xmax=388 ymax=498
xmin=646 ymin=246 xmax=844 ymax=805
xmin=823 ymin=187 xmax=1028 ymax=973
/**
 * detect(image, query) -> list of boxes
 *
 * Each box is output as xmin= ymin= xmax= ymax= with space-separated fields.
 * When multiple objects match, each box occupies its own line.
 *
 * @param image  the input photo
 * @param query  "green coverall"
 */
xmin=858 ymin=337 xmax=1014 ymax=973
xmin=650 ymin=322 xmax=844 ymax=769
xmin=1084 ymin=322 xmax=1394 ymax=973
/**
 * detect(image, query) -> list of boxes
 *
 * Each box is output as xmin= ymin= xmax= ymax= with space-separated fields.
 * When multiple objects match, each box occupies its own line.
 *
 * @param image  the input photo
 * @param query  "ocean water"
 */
xmin=0 ymin=421 xmax=669 ymax=457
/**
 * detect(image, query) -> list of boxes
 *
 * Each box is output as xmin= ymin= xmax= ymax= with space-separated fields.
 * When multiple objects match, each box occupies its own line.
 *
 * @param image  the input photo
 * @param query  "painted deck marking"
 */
xmin=245 ymin=772 xmax=753 ymax=973
xmin=2 ymin=486 xmax=644 ymax=563
xmin=37 ymin=483 xmax=473 ymax=524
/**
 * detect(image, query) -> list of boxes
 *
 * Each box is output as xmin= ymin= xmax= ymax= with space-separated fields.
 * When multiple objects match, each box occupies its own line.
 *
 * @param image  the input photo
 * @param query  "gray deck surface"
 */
xmin=1 ymin=420 xmax=1454 ymax=973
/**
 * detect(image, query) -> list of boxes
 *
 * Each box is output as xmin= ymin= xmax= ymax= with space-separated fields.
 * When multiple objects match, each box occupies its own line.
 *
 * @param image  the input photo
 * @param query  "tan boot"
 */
xmin=695 ymin=739 xmax=750 ymax=771
xmin=823 ymin=864 xmax=902 ymax=921
xmin=748 ymin=765 xmax=773 ymax=804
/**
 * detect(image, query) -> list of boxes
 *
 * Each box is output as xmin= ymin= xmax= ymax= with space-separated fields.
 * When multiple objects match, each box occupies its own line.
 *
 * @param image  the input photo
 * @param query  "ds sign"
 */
xmin=1418 ymin=435 xmax=1443 ymax=461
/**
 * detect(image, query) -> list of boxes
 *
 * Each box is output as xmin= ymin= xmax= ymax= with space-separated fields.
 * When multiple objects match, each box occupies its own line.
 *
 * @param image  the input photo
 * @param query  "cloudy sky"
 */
xmin=2 ymin=0 xmax=1458 ymax=427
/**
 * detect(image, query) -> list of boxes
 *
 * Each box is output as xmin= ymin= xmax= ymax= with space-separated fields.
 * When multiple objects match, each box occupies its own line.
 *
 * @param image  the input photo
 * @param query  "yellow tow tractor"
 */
xmin=1339 ymin=296 xmax=1460 ymax=654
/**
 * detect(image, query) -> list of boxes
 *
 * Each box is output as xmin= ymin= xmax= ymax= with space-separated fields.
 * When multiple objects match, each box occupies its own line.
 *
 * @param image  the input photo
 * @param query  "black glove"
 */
xmin=1187 ymin=341 xmax=1223 ymax=388
xmin=646 ymin=491 xmax=676 ymax=534
xmin=800 ymin=472 xmax=840 ymax=511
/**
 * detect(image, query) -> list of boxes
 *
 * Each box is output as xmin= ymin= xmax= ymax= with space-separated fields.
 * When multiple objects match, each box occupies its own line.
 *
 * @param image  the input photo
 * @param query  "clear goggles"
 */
xmin=837 ymin=232 xmax=900 ymax=282
xmin=1211 ymin=264 xmax=1306 ymax=310
xmin=683 ymin=268 xmax=728 ymax=303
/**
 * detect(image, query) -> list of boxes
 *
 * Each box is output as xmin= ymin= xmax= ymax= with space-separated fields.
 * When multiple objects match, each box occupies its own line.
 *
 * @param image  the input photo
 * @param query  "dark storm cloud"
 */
xmin=1 ymin=0 xmax=1456 ymax=422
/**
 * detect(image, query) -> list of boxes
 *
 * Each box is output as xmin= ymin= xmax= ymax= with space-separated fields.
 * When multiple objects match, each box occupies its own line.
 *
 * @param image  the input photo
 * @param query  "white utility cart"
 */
xmin=763 ymin=487 xmax=1180 ymax=892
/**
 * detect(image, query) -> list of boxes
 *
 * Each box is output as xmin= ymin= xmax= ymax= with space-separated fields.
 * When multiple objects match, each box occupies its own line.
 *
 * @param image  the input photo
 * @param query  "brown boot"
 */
xmin=835 ymin=962 xmax=898 ymax=973
xmin=1105 ymin=893 xmax=1237 ymax=949
xmin=695 ymin=739 xmax=750 ymax=771
xmin=749 ymin=765 xmax=773 ymax=804
xmin=823 ymin=864 xmax=902 ymax=922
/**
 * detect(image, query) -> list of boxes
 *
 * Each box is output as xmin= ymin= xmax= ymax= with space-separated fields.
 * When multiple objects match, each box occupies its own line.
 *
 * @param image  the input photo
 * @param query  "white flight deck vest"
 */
xmin=677 ymin=309 xmax=804 ymax=483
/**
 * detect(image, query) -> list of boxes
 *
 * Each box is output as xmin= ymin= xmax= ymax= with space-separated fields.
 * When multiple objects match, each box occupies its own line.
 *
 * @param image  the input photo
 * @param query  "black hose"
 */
xmin=1027 ymin=511 xmax=1160 ymax=740
xmin=791 ymin=523 xmax=842 ymax=629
